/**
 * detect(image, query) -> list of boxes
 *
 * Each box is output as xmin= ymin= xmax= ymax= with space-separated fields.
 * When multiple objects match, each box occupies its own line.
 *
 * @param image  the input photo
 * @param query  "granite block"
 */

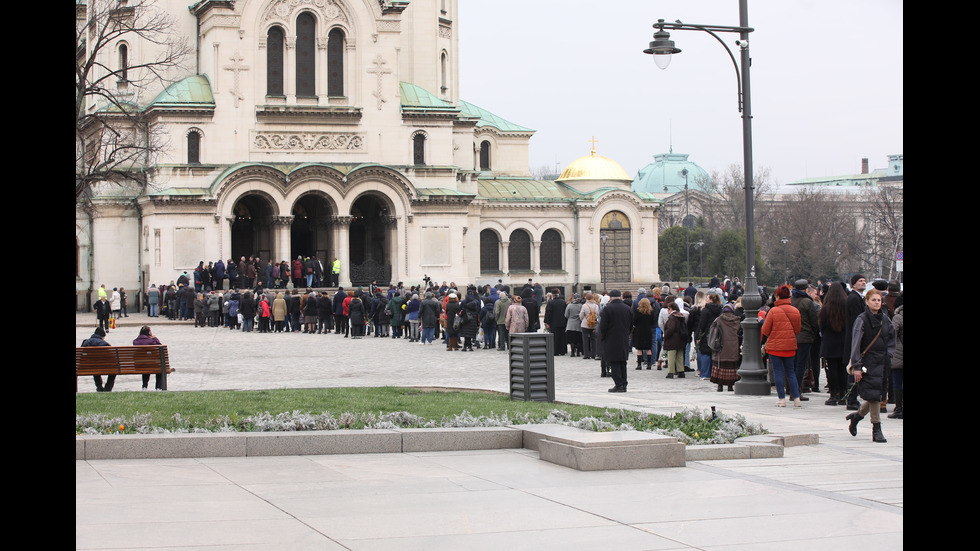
xmin=245 ymin=430 xmax=402 ymax=456
xmin=398 ymin=427 xmax=523 ymax=452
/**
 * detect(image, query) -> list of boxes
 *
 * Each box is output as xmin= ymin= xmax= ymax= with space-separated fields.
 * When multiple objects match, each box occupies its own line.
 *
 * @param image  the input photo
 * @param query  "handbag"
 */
xmin=453 ymin=314 xmax=463 ymax=331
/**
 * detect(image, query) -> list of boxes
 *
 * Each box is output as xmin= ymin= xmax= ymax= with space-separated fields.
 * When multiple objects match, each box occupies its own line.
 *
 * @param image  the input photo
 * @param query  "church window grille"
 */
xmin=267 ymin=26 xmax=284 ymax=96
xmin=327 ymin=28 xmax=345 ymax=96
xmin=480 ymin=230 xmax=499 ymax=273
xmin=479 ymin=140 xmax=491 ymax=171
xmin=296 ymin=13 xmax=316 ymax=97
xmin=540 ymin=229 xmax=562 ymax=271
xmin=509 ymin=230 xmax=531 ymax=272
xmin=413 ymin=133 xmax=426 ymax=165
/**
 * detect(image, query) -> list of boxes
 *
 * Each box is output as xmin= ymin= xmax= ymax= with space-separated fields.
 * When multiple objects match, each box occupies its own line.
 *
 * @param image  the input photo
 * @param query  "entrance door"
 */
xmin=349 ymin=194 xmax=392 ymax=285
xmin=599 ymin=211 xmax=631 ymax=284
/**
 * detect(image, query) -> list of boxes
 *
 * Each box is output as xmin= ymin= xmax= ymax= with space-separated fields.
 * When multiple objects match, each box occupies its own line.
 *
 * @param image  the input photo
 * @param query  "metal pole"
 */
xmin=733 ymin=0 xmax=768 ymax=395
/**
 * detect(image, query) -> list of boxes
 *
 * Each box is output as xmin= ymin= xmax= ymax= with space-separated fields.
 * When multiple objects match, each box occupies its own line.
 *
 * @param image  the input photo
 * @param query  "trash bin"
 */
xmin=508 ymin=332 xmax=554 ymax=402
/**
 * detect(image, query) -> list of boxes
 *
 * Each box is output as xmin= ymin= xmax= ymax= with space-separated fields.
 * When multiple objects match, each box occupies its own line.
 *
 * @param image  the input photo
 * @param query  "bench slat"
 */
xmin=75 ymin=346 xmax=172 ymax=392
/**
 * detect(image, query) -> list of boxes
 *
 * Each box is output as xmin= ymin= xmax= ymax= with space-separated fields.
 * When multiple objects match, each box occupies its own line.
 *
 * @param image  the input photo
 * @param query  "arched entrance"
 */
xmin=599 ymin=211 xmax=631 ymax=285
xmin=291 ymin=194 xmax=333 ymax=262
xmin=231 ymin=194 xmax=275 ymax=262
xmin=349 ymin=194 xmax=392 ymax=285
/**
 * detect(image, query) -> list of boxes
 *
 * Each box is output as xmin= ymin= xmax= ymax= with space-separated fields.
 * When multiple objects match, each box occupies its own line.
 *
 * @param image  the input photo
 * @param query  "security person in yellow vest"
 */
xmin=330 ymin=258 xmax=341 ymax=288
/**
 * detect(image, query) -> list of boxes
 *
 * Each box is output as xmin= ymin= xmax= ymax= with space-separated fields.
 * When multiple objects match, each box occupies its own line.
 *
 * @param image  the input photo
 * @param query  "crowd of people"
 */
xmin=90 ymin=266 xmax=903 ymax=442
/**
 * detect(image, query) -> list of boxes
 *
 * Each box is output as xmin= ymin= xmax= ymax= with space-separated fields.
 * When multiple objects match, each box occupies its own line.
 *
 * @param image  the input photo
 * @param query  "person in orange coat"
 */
xmin=761 ymin=285 xmax=802 ymax=407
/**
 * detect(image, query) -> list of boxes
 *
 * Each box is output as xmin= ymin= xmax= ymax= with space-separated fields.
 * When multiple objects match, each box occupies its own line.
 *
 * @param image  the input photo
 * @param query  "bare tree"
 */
xmin=76 ymin=0 xmax=190 ymax=205
xmin=858 ymin=184 xmax=903 ymax=281
xmin=702 ymin=164 xmax=773 ymax=233
xmin=760 ymin=186 xmax=861 ymax=284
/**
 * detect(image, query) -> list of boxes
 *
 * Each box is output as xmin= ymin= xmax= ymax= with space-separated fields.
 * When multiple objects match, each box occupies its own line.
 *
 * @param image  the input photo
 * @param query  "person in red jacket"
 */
xmin=762 ymin=285 xmax=802 ymax=407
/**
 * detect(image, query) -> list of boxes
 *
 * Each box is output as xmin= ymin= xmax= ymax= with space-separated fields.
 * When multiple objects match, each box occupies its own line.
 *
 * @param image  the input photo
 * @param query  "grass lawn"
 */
xmin=76 ymin=386 xmax=759 ymax=443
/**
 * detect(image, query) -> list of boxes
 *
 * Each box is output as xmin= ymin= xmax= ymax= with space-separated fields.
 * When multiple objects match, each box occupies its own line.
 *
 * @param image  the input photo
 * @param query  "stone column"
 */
xmin=333 ymin=215 xmax=353 ymax=287
xmin=272 ymin=216 xmax=293 ymax=264
xmin=501 ymin=241 xmax=510 ymax=276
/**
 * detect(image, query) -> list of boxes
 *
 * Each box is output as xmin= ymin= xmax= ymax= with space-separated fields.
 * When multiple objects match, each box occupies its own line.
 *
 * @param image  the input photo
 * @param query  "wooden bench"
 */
xmin=75 ymin=345 xmax=173 ymax=392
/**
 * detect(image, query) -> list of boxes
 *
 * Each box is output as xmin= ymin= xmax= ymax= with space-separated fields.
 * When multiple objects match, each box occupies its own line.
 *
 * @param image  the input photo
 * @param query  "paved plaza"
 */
xmin=76 ymin=312 xmax=902 ymax=550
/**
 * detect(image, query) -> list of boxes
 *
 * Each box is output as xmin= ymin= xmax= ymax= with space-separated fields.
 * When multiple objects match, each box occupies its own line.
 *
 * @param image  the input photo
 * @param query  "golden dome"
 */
xmin=556 ymin=148 xmax=632 ymax=183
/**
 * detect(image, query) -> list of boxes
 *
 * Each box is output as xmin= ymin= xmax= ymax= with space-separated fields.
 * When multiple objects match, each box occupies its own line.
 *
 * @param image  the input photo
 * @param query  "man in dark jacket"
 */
xmin=844 ymin=274 xmax=867 ymax=409
xmin=544 ymin=288 xmax=567 ymax=356
xmin=82 ymin=327 xmax=114 ymax=392
xmin=333 ymin=287 xmax=347 ymax=334
xmin=791 ymin=279 xmax=819 ymax=400
xmin=599 ymin=289 xmax=634 ymax=392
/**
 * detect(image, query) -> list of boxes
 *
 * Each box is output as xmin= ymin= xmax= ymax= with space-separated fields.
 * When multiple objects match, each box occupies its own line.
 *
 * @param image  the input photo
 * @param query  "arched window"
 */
xmin=118 ymin=43 xmax=128 ymax=81
xmin=479 ymin=140 xmax=491 ymax=171
xmin=440 ymin=51 xmax=448 ymax=93
xmin=327 ymin=28 xmax=345 ymax=97
xmin=540 ymin=229 xmax=562 ymax=271
xmin=413 ymin=132 xmax=426 ymax=165
xmin=267 ymin=26 xmax=284 ymax=96
xmin=509 ymin=230 xmax=531 ymax=272
xmin=480 ymin=230 xmax=500 ymax=273
xmin=296 ymin=13 xmax=316 ymax=97
xmin=187 ymin=130 xmax=201 ymax=164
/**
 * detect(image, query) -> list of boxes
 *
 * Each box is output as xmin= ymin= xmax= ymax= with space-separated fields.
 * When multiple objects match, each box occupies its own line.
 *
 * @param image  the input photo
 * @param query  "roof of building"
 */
xmin=399 ymin=82 xmax=533 ymax=134
xmin=146 ymin=75 xmax=215 ymax=109
xmin=555 ymin=149 xmax=633 ymax=183
xmin=632 ymin=151 xmax=711 ymax=194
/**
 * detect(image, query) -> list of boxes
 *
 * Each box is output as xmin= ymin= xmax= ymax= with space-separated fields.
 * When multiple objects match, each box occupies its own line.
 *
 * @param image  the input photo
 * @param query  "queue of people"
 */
xmin=90 ymin=272 xmax=903 ymax=443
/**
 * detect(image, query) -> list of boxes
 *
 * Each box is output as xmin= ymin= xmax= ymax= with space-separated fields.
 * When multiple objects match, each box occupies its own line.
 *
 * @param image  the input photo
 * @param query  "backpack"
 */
xmin=707 ymin=317 xmax=724 ymax=352
xmin=586 ymin=305 xmax=598 ymax=328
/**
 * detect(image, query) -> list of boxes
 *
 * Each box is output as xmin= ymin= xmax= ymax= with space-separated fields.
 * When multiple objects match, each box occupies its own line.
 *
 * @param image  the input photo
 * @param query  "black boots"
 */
xmin=872 ymin=422 xmax=887 ymax=443
xmin=887 ymin=390 xmax=903 ymax=419
xmin=846 ymin=412 xmax=863 ymax=436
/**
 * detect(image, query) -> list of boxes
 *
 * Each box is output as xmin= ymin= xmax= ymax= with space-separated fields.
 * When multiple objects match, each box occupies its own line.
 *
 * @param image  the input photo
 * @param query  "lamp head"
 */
xmin=644 ymin=21 xmax=681 ymax=70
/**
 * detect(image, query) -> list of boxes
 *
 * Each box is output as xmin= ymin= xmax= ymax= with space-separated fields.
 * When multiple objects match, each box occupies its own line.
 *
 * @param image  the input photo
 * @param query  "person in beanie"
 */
xmin=81 ymin=327 xmax=114 ymax=392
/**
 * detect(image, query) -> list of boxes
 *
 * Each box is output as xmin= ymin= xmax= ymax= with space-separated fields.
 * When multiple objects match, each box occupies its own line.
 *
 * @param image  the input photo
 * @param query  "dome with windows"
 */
xmin=556 ymin=148 xmax=632 ymax=184
xmin=632 ymin=151 xmax=711 ymax=194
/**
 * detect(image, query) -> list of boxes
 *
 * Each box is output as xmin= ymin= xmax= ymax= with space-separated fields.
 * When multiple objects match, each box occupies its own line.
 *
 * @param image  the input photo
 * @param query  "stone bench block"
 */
xmin=78 ymin=433 xmax=246 ymax=460
xmin=245 ymin=430 xmax=402 ymax=456
xmin=685 ymin=443 xmax=752 ymax=461
xmin=398 ymin=427 xmax=523 ymax=452
xmin=537 ymin=430 xmax=686 ymax=470
xmin=517 ymin=423 xmax=599 ymax=451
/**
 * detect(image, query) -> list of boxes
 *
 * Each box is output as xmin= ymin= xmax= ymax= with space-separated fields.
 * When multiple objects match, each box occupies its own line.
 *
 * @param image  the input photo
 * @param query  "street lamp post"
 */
xmin=644 ymin=0 xmax=768 ymax=395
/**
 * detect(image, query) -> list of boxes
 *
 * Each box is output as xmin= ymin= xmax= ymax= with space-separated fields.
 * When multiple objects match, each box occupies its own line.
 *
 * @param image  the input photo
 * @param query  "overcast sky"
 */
xmin=457 ymin=0 xmax=904 ymax=186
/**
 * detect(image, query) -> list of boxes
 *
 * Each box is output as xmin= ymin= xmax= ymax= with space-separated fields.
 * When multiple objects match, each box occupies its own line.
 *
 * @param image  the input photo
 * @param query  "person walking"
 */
xmin=598 ymin=289 xmax=634 ymax=392
xmin=846 ymin=288 xmax=896 ymax=442
xmin=696 ymin=292 xmax=723 ymax=380
xmin=761 ymin=285 xmax=803 ymax=407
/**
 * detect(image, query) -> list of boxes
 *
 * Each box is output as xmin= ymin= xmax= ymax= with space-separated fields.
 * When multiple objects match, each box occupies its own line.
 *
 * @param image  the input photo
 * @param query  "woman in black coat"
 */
xmin=348 ymin=296 xmax=366 ymax=338
xmin=846 ymin=288 xmax=895 ymax=443
xmin=460 ymin=294 xmax=480 ymax=351
xmin=444 ymin=294 xmax=461 ymax=351
xmin=521 ymin=288 xmax=540 ymax=332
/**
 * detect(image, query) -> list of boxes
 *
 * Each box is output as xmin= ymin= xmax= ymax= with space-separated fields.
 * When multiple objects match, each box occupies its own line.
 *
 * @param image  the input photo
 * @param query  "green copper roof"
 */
xmin=459 ymin=100 xmax=534 ymax=133
xmin=399 ymin=82 xmax=533 ymax=133
xmin=478 ymin=179 xmax=572 ymax=201
xmin=399 ymin=81 xmax=458 ymax=112
xmin=147 ymin=75 xmax=215 ymax=108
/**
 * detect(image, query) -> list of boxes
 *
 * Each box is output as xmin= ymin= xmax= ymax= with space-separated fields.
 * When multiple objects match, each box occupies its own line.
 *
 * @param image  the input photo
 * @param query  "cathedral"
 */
xmin=76 ymin=0 xmax=661 ymax=309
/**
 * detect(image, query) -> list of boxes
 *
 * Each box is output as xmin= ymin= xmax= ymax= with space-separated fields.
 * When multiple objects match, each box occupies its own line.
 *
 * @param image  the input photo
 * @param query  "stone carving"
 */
xmin=253 ymin=132 xmax=364 ymax=151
